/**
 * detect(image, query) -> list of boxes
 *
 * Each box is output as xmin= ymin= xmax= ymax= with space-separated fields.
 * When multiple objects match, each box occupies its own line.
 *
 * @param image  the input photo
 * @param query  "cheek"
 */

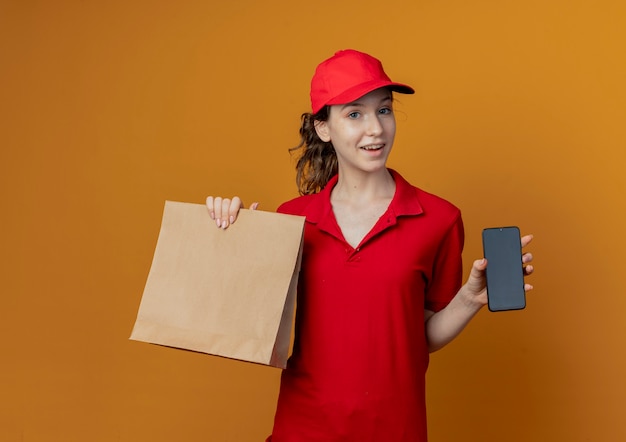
xmin=328 ymin=122 xmax=359 ymax=145
xmin=384 ymin=118 xmax=396 ymax=134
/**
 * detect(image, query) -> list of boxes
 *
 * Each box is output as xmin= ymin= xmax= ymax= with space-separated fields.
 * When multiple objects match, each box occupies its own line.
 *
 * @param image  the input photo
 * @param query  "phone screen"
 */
xmin=482 ymin=226 xmax=526 ymax=312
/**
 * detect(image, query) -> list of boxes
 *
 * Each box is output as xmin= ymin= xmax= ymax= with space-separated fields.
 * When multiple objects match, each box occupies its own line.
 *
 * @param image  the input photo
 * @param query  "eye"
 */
xmin=348 ymin=111 xmax=360 ymax=119
xmin=379 ymin=107 xmax=393 ymax=115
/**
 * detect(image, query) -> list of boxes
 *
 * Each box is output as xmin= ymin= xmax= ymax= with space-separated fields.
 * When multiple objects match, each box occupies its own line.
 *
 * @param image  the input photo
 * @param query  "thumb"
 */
xmin=474 ymin=258 xmax=487 ymax=271
xmin=466 ymin=258 xmax=488 ymax=295
xmin=469 ymin=258 xmax=487 ymax=280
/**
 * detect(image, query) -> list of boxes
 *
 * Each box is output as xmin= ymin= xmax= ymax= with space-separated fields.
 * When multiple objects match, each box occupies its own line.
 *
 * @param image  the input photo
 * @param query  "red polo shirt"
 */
xmin=271 ymin=169 xmax=464 ymax=442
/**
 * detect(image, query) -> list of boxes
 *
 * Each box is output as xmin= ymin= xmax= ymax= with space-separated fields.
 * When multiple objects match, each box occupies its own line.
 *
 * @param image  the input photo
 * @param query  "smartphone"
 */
xmin=482 ymin=226 xmax=526 ymax=312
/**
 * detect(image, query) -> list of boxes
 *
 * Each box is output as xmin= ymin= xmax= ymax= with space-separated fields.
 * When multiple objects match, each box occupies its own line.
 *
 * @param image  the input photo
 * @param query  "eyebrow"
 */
xmin=340 ymin=95 xmax=393 ymax=110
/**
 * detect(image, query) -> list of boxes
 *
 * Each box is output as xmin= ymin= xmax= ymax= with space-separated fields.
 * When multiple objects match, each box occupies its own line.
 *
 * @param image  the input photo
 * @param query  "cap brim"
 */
xmin=324 ymin=80 xmax=415 ymax=109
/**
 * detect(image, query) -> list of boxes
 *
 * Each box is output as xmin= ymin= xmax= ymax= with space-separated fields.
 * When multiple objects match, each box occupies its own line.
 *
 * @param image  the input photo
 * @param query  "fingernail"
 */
xmin=216 ymin=219 xmax=221 ymax=228
xmin=230 ymin=215 xmax=235 ymax=223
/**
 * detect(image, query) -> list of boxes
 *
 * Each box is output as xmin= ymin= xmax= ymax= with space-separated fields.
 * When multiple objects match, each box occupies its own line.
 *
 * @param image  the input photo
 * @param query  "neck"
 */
xmin=332 ymin=168 xmax=395 ymax=203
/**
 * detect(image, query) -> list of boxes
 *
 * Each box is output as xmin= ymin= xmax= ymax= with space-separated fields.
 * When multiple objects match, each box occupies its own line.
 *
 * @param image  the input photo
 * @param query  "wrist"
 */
xmin=458 ymin=284 xmax=486 ymax=312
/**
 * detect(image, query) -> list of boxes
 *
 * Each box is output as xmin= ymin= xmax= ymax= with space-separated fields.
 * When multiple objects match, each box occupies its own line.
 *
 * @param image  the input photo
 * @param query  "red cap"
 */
xmin=310 ymin=49 xmax=415 ymax=114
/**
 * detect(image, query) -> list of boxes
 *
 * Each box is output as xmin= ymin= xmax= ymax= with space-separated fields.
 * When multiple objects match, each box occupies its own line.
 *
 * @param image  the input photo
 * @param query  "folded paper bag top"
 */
xmin=130 ymin=201 xmax=305 ymax=368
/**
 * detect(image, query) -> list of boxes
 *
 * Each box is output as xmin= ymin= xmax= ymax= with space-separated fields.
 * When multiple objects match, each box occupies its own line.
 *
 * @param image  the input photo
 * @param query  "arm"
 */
xmin=206 ymin=196 xmax=259 ymax=229
xmin=425 ymin=234 xmax=535 ymax=353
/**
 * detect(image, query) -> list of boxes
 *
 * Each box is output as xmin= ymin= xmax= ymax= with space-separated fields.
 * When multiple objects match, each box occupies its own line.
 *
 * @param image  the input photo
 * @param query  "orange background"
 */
xmin=1 ymin=1 xmax=625 ymax=441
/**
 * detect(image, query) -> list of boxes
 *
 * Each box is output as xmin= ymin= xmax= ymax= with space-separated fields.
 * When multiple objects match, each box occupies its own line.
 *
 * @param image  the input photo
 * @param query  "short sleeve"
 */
xmin=424 ymin=212 xmax=464 ymax=312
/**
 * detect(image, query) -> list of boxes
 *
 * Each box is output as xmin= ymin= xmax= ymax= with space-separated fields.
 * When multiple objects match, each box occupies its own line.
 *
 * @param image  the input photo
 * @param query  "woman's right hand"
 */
xmin=206 ymin=196 xmax=259 ymax=229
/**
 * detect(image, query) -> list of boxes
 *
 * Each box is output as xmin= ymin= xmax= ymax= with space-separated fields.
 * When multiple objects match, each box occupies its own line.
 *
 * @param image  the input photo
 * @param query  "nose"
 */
xmin=365 ymin=114 xmax=384 ymax=136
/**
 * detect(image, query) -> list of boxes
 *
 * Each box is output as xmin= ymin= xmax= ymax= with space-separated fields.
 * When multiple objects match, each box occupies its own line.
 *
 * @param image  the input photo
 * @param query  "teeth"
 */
xmin=361 ymin=144 xmax=383 ymax=150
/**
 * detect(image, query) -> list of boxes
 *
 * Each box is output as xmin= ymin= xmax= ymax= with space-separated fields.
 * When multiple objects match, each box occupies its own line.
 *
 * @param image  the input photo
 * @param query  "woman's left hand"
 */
xmin=464 ymin=234 xmax=535 ymax=306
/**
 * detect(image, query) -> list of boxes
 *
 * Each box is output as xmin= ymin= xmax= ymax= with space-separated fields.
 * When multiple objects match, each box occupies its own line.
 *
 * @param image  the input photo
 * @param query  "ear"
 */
xmin=314 ymin=120 xmax=331 ymax=142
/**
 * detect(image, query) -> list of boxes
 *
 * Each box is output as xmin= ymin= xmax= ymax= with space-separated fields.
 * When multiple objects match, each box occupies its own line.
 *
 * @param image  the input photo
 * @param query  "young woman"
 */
xmin=206 ymin=49 xmax=534 ymax=442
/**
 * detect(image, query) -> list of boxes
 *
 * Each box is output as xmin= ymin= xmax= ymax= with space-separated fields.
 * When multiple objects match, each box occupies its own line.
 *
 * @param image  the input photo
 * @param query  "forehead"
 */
xmin=332 ymin=88 xmax=393 ymax=114
xmin=345 ymin=88 xmax=393 ymax=105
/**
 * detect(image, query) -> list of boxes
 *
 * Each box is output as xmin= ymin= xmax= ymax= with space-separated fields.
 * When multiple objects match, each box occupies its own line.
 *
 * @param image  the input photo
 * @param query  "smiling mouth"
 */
xmin=360 ymin=144 xmax=384 ymax=151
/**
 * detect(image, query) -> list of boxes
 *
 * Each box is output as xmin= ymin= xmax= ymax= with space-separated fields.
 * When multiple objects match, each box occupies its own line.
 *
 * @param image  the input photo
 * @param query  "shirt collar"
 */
xmin=304 ymin=168 xmax=424 ymax=226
